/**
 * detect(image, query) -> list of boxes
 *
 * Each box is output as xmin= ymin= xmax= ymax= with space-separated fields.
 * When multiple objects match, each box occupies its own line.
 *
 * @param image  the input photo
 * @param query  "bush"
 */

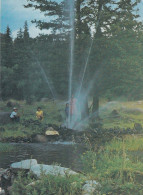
xmin=12 ymin=172 xmax=84 ymax=195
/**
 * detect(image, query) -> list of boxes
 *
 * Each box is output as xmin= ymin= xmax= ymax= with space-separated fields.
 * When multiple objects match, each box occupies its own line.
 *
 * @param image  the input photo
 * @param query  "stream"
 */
xmin=0 ymin=142 xmax=86 ymax=171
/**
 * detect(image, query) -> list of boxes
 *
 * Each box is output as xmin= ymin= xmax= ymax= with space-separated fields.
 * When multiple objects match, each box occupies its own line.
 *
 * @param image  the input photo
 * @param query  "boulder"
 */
xmin=82 ymin=180 xmax=99 ymax=195
xmin=111 ymin=109 xmax=120 ymax=118
xmin=45 ymin=130 xmax=59 ymax=136
xmin=0 ymin=169 xmax=12 ymax=194
xmin=10 ymin=159 xmax=37 ymax=170
xmin=6 ymin=101 xmax=20 ymax=108
xmin=47 ymin=127 xmax=54 ymax=131
xmin=0 ymin=187 xmax=5 ymax=195
xmin=134 ymin=123 xmax=142 ymax=131
xmin=0 ymin=112 xmax=11 ymax=124
xmin=30 ymin=164 xmax=78 ymax=177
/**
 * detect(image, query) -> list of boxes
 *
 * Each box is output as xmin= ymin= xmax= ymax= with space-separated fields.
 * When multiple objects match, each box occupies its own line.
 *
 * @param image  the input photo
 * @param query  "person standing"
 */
xmin=65 ymin=103 xmax=69 ymax=128
xmin=70 ymin=95 xmax=77 ymax=125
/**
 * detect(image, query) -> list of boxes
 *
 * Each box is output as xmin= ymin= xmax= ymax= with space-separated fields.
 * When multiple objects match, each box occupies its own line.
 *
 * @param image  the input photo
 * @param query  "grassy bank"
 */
xmin=11 ymin=135 xmax=143 ymax=195
xmin=0 ymin=99 xmax=143 ymax=140
xmin=99 ymin=100 xmax=143 ymax=129
xmin=0 ymin=100 xmax=64 ymax=140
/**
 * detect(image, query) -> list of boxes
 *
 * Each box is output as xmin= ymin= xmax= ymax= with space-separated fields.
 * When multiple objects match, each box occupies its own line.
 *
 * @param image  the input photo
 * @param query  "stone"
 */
xmin=0 ymin=187 xmax=5 ymax=195
xmin=82 ymin=180 xmax=99 ymax=195
xmin=10 ymin=159 xmax=37 ymax=170
xmin=134 ymin=123 xmax=142 ymax=131
xmin=0 ymin=112 xmax=11 ymax=124
xmin=45 ymin=130 xmax=59 ymax=136
xmin=111 ymin=109 xmax=120 ymax=118
xmin=6 ymin=101 xmax=20 ymax=108
xmin=47 ymin=127 xmax=54 ymax=131
xmin=30 ymin=164 xmax=78 ymax=177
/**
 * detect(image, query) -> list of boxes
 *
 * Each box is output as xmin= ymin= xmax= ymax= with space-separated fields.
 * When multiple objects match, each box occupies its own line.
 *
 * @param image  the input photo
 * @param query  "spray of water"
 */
xmin=74 ymin=101 xmax=116 ymax=130
xmin=70 ymin=69 xmax=101 ymax=129
xmin=35 ymin=58 xmax=56 ymax=100
xmin=68 ymin=0 xmax=75 ymax=127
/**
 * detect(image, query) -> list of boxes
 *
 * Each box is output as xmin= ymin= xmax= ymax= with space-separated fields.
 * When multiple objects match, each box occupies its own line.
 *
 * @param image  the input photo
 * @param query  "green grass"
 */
xmin=1 ymin=99 xmax=143 ymax=140
xmin=106 ymin=135 xmax=143 ymax=152
xmin=0 ymin=100 xmax=65 ymax=139
xmin=99 ymin=100 xmax=143 ymax=129
xmin=12 ymin=172 xmax=85 ymax=195
xmin=81 ymin=135 xmax=143 ymax=194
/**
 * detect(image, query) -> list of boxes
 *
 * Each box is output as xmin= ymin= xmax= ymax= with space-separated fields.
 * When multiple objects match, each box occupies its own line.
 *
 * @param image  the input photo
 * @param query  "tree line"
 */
xmin=1 ymin=0 xmax=143 ymax=112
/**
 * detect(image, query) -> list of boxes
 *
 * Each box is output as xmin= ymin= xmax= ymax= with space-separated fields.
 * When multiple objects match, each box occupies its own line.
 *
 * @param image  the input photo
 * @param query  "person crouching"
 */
xmin=36 ymin=107 xmax=43 ymax=121
xmin=10 ymin=107 xmax=20 ymax=122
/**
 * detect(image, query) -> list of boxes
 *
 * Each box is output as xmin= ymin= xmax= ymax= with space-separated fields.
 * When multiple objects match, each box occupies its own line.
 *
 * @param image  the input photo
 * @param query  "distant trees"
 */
xmin=1 ymin=0 xmax=143 ymax=111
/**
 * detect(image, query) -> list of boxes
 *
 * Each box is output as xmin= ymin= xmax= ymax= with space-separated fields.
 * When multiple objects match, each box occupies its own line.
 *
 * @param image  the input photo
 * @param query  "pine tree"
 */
xmin=2 ymin=26 xmax=14 ymax=68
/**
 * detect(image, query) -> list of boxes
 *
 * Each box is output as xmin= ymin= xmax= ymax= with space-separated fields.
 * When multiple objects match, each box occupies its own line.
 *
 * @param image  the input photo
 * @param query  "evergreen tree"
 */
xmin=2 ymin=26 xmax=14 ymax=68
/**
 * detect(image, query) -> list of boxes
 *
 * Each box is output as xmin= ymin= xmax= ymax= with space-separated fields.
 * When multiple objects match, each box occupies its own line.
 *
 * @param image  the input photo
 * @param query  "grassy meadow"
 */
xmin=0 ymin=99 xmax=143 ymax=140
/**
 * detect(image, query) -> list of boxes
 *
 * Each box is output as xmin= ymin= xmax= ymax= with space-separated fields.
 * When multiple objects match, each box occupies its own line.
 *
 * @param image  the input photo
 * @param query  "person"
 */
xmin=36 ymin=107 xmax=43 ymax=121
xmin=10 ymin=107 xmax=20 ymax=122
xmin=70 ymin=95 xmax=78 ymax=126
xmin=70 ymin=95 xmax=77 ymax=117
xmin=65 ymin=103 xmax=69 ymax=127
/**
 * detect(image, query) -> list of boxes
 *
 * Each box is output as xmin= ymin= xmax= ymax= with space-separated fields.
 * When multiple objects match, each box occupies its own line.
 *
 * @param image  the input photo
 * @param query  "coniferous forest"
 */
xmin=1 ymin=0 xmax=143 ymax=106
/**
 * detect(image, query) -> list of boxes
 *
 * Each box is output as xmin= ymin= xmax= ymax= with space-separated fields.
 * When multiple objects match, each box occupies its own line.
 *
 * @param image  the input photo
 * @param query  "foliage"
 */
xmin=1 ymin=0 xmax=143 ymax=105
xmin=81 ymin=135 xmax=143 ymax=195
xmin=12 ymin=172 xmax=84 ymax=195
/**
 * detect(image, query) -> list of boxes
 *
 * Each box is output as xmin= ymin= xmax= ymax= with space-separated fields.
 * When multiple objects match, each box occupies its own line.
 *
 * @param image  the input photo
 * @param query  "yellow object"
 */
xmin=36 ymin=110 xmax=43 ymax=120
xmin=45 ymin=130 xmax=59 ymax=136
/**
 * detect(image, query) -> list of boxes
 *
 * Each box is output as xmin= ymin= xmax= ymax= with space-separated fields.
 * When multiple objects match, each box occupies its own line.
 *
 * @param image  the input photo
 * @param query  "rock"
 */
xmin=0 ymin=169 xmax=12 ymax=194
xmin=47 ymin=127 xmax=54 ymax=131
xmin=0 ymin=112 xmax=11 ymax=124
xmin=30 ymin=164 xmax=78 ymax=177
xmin=45 ymin=130 xmax=59 ymax=136
xmin=111 ymin=109 xmax=120 ymax=118
xmin=10 ymin=159 xmax=37 ymax=170
xmin=33 ymin=135 xmax=48 ymax=143
xmin=6 ymin=101 xmax=20 ymax=108
xmin=134 ymin=123 xmax=142 ymax=131
xmin=0 ymin=187 xmax=5 ymax=195
xmin=82 ymin=180 xmax=99 ymax=195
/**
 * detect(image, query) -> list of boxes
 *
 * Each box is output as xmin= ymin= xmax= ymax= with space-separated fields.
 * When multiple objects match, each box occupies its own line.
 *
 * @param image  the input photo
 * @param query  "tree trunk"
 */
xmin=81 ymin=96 xmax=89 ymax=120
xmin=92 ymin=95 xmax=99 ymax=118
